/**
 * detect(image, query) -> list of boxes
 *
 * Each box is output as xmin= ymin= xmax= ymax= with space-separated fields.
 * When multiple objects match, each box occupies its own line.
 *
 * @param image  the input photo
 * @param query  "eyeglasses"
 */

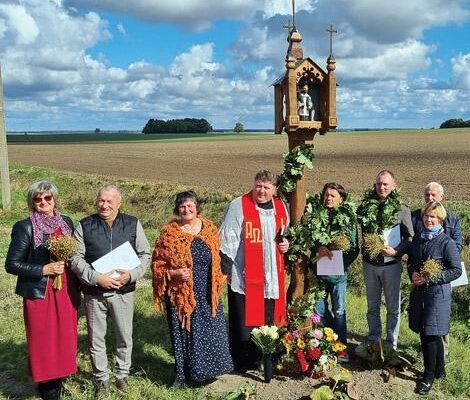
xmin=33 ymin=195 xmax=53 ymax=203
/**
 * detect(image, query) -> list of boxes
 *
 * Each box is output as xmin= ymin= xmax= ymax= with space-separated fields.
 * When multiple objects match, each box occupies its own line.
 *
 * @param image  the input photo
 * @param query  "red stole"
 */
xmin=241 ymin=191 xmax=287 ymax=327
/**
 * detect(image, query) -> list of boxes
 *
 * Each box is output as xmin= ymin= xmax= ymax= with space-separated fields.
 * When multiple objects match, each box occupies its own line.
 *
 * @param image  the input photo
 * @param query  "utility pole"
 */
xmin=0 ymin=63 xmax=11 ymax=209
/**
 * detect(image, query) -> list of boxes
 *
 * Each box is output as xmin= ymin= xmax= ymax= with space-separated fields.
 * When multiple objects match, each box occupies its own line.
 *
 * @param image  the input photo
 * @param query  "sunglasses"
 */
xmin=34 ymin=195 xmax=53 ymax=203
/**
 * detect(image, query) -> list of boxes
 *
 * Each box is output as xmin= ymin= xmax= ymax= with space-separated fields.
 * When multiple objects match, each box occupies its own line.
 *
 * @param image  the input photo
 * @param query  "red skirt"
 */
xmin=23 ymin=267 xmax=79 ymax=382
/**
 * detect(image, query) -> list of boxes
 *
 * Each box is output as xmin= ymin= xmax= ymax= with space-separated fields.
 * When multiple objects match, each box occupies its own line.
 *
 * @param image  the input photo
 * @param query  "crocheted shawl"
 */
xmin=151 ymin=216 xmax=225 ymax=331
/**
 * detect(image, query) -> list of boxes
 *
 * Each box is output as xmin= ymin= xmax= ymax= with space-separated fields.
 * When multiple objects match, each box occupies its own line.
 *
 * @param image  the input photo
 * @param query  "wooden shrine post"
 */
xmin=273 ymin=10 xmax=338 ymax=300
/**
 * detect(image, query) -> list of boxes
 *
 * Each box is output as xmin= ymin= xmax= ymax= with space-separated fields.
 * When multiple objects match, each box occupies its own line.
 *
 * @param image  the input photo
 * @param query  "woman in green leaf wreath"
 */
xmin=309 ymin=183 xmax=359 ymax=360
xmin=407 ymin=201 xmax=461 ymax=395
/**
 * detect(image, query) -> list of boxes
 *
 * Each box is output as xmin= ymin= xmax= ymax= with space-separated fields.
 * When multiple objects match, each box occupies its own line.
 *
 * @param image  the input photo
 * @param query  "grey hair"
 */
xmin=96 ymin=184 xmax=123 ymax=202
xmin=27 ymin=180 xmax=59 ymax=211
xmin=424 ymin=182 xmax=444 ymax=196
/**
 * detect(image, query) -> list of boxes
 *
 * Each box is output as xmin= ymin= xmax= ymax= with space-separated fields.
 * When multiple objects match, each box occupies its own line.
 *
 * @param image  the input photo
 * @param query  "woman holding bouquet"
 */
xmin=407 ymin=201 xmax=461 ymax=395
xmin=313 ymin=183 xmax=359 ymax=361
xmin=152 ymin=191 xmax=233 ymax=387
xmin=5 ymin=180 xmax=79 ymax=400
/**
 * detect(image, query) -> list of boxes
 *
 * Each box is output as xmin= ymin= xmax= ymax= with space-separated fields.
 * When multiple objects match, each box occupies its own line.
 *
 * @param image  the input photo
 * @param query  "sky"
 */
xmin=0 ymin=0 xmax=469 ymax=131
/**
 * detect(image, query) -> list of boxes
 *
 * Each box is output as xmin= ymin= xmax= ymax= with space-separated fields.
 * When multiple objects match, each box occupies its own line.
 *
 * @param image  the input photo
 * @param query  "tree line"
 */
xmin=440 ymin=118 xmax=470 ymax=128
xmin=142 ymin=118 xmax=212 ymax=134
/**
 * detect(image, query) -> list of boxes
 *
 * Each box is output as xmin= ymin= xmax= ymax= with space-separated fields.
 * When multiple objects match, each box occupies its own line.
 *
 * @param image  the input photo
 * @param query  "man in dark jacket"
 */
xmin=411 ymin=181 xmax=463 ymax=362
xmin=70 ymin=185 xmax=151 ymax=395
xmin=359 ymin=170 xmax=414 ymax=350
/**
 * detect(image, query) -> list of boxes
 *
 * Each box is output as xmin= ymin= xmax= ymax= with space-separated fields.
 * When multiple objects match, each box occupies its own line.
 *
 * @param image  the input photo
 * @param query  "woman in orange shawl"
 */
xmin=152 ymin=191 xmax=233 ymax=387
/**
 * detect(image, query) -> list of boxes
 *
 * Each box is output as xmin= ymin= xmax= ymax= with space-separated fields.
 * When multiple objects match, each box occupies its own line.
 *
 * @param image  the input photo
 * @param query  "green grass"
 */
xmin=0 ymin=164 xmax=469 ymax=399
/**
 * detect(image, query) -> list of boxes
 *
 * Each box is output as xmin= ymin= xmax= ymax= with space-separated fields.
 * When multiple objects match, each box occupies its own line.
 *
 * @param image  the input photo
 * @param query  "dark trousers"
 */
xmin=228 ymin=288 xmax=274 ymax=371
xmin=420 ymin=332 xmax=444 ymax=382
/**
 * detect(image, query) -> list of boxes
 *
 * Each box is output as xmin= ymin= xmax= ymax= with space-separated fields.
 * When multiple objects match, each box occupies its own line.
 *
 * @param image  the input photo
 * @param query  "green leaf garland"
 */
xmin=277 ymin=144 xmax=315 ymax=196
xmin=287 ymin=193 xmax=357 ymax=265
xmin=357 ymin=187 xmax=402 ymax=234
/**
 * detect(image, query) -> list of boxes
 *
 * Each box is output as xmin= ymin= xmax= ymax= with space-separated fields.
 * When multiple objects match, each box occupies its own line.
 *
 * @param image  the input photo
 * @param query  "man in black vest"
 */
xmin=70 ymin=185 xmax=151 ymax=395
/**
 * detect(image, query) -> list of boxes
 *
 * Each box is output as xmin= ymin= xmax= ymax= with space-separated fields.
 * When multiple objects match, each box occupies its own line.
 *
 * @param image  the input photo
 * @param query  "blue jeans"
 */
xmin=315 ymin=280 xmax=347 ymax=344
xmin=363 ymin=261 xmax=402 ymax=349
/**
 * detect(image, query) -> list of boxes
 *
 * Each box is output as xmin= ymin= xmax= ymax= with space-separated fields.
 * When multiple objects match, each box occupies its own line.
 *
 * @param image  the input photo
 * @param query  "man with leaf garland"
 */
xmin=357 ymin=170 xmax=414 ymax=350
xmin=219 ymin=170 xmax=290 ymax=372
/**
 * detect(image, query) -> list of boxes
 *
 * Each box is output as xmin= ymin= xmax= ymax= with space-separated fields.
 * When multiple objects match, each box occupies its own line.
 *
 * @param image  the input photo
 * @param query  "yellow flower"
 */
xmin=296 ymin=338 xmax=306 ymax=349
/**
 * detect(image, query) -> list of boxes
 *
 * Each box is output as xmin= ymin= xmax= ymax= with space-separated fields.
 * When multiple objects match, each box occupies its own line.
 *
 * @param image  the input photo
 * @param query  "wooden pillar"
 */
xmin=274 ymin=86 xmax=283 ymax=134
xmin=0 ymin=64 xmax=11 ymax=210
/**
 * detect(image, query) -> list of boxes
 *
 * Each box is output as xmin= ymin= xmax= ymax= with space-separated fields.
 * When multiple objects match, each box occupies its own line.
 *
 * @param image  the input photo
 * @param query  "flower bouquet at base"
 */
xmin=279 ymin=313 xmax=347 ymax=379
xmin=48 ymin=229 xmax=79 ymax=290
xmin=250 ymin=325 xmax=283 ymax=383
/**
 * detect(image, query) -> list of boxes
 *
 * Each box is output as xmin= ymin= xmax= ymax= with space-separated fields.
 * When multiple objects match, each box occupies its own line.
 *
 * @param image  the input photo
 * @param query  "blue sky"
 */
xmin=0 ymin=0 xmax=469 ymax=131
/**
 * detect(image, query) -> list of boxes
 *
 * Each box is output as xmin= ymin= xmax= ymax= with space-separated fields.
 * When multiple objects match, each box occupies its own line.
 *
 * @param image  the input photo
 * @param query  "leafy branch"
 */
xmin=277 ymin=144 xmax=315 ymax=196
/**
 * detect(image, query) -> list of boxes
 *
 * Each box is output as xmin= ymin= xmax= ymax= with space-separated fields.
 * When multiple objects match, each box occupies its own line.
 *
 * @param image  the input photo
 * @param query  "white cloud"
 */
xmin=64 ymin=0 xmax=258 ymax=30
xmin=452 ymin=53 xmax=470 ymax=90
xmin=117 ymin=23 xmax=126 ymax=36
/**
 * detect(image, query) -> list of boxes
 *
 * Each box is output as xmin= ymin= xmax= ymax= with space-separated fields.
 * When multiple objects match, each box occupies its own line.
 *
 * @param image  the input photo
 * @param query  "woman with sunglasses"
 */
xmin=5 ymin=180 xmax=79 ymax=400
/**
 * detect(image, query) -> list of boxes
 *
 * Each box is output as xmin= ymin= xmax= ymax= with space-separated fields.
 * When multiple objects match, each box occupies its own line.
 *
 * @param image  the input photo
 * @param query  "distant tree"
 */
xmin=440 ymin=118 xmax=470 ymax=128
xmin=142 ymin=118 xmax=212 ymax=134
xmin=94 ymin=128 xmax=101 ymax=134
xmin=234 ymin=122 xmax=244 ymax=133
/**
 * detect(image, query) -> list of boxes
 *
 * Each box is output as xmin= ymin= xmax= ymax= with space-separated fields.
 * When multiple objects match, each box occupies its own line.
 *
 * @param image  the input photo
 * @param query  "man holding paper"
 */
xmin=70 ymin=185 xmax=151 ymax=395
xmin=357 ymin=170 xmax=413 ymax=350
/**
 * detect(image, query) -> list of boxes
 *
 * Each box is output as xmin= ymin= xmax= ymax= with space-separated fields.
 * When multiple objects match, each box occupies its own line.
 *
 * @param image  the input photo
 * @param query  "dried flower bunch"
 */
xmin=49 ymin=235 xmax=79 ymax=290
xmin=420 ymin=258 xmax=442 ymax=283
xmin=330 ymin=234 xmax=351 ymax=252
xmin=362 ymin=233 xmax=384 ymax=259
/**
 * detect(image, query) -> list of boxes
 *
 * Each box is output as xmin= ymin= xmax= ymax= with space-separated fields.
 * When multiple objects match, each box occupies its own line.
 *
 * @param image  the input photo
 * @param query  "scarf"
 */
xmin=151 ymin=216 xmax=225 ymax=331
xmin=420 ymin=225 xmax=443 ymax=241
xmin=30 ymin=211 xmax=72 ymax=248
xmin=242 ymin=191 xmax=288 ymax=327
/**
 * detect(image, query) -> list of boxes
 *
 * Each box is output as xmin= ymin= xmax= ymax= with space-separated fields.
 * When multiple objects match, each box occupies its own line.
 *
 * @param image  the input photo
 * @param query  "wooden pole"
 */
xmin=0 ymin=64 xmax=11 ymax=210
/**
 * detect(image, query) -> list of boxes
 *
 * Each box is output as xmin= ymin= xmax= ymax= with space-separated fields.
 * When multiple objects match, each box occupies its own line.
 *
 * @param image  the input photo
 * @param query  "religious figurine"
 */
xmin=297 ymin=84 xmax=314 ymax=121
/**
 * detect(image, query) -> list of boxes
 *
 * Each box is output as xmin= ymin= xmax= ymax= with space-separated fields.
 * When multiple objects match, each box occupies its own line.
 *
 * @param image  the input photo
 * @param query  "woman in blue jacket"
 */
xmin=407 ymin=201 xmax=461 ymax=395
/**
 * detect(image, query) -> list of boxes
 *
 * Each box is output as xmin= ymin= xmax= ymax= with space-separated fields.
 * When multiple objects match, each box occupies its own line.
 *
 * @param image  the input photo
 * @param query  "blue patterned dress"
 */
xmin=166 ymin=237 xmax=233 ymax=382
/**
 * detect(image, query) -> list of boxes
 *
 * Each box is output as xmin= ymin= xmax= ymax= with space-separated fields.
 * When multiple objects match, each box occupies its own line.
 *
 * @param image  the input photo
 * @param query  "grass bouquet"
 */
xmin=49 ymin=234 xmax=79 ymax=290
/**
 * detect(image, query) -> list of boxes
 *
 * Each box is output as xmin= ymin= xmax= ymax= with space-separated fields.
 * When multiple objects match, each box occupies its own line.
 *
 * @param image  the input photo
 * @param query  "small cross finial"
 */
xmin=283 ymin=18 xmax=294 ymax=34
xmin=326 ymin=24 xmax=337 ymax=57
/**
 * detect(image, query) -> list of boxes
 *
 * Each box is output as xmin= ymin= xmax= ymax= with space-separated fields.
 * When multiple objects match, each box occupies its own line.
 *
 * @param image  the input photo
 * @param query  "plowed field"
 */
xmin=8 ymin=129 xmax=470 ymax=202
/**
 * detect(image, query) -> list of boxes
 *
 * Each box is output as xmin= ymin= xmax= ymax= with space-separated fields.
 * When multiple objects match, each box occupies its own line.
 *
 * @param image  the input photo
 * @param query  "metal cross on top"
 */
xmin=326 ymin=24 xmax=337 ymax=57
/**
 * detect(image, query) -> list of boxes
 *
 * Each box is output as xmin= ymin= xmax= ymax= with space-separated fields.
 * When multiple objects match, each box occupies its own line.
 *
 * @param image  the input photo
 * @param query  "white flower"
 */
xmin=309 ymin=339 xmax=320 ymax=348
xmin=319 ymin=355 xmax=329 ymax=366
xmin=333 ymin=333 xmax=338 ymax=341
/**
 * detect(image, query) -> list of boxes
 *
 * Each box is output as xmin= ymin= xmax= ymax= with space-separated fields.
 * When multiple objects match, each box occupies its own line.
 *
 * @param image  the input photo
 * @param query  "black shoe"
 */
xmin=95 ymin=380 xmax=110 ymax=396
xmin=172 ymin=378 xmax=186 ymax=389
xmin=116 ymin=377 xmax=128 ymax=393
xmin=416 ymin=381 xmax=433 ymax=395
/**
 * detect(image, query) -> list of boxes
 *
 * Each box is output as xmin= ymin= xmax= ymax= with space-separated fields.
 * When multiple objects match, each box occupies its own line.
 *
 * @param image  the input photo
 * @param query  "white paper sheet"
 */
xmin=451 ymin=262 xmax=468 ymax=288
xmin=92 ymin=241 xmax=140 ymax=279
xmin=317 ymin=250 xmax=344 ymax=276
xmin=383 ymin=225 xmax=401 ymax=263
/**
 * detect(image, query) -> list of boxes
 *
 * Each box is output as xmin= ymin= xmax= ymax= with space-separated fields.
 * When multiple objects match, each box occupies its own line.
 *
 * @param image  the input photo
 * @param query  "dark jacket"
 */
xmin=79 ymin=213 xmax=138 ymax=295
xmin=407 ymin=232 xmax=462 ymax=335
xmin=411 ymin=208 xmax=463 ymax=253
xmin=5 ymin=216 xmax=74 ymax=299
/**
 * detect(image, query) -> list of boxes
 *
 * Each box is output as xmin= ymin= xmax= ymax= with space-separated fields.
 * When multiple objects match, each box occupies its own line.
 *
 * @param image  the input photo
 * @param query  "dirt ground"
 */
xmin=8 ymin=130 xmax=470 ymax=202
xmin=203 ymin=341 xmax=420 ymax=400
